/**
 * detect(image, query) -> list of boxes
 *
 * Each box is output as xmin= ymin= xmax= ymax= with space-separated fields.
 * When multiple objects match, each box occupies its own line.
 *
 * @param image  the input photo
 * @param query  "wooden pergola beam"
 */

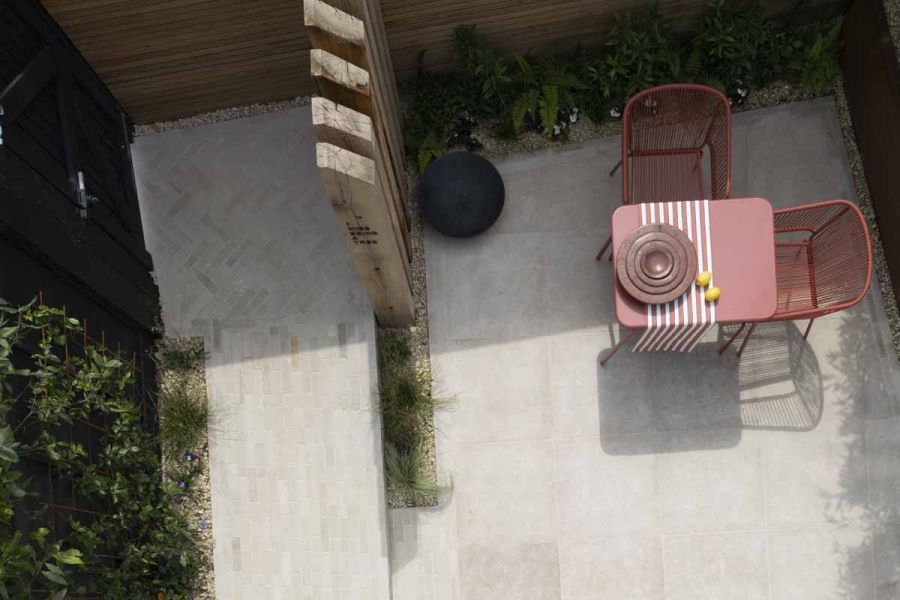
xmin=316 ymin=142 xmax=412 ymax=326
xmin=305 ymin=0 xmax=413 ymax=326
xmin=311 ymin=96 xmax=374 ymax=159
xmin=304 ymin=0 xmax=367 ymax=69
xmin=310 ymin=48 xmax=372 ymax=116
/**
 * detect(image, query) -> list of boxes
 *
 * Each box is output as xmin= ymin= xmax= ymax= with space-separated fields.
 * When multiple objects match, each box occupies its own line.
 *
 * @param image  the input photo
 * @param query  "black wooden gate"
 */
xmin=0 ymin=0 xmax=158 ymax=384
xmin=1 ymin=0 xmax=160 ymax=554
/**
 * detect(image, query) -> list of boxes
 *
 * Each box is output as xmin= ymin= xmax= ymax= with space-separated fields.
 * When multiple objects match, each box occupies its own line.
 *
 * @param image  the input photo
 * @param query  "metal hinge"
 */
xmin=76 ymin=171 xmax=99 ymax=219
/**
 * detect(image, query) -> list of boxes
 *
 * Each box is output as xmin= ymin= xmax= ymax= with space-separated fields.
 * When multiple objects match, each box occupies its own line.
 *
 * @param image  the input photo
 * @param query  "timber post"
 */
xmin=304 ymin=0 xmax=413 ymax=327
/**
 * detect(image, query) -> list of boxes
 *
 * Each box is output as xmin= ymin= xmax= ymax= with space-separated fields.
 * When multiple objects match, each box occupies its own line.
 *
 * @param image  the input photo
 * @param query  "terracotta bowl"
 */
xmin=616 ymin=223 xmax=697 ymax=304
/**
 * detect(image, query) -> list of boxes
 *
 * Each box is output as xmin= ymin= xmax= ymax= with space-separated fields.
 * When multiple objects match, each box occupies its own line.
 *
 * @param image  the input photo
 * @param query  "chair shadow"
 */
xmin=596 ymin=320 xmax=824 ymax=455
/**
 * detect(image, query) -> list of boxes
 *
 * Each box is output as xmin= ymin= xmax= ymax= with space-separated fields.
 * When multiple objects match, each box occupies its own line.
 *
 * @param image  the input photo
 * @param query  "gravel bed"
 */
xmin=379 ymin=171 xmax=443 ymax=510
xmin=134 ymin=97 xmax=311 ymax=135
xmin=158 ymin=338 xmax=215 ymax=599
xmin=885 ymin=0 xmax=900 ymax=65
xmin=833 ymin=78 xmax=900 ymax=359
xmin=476 ymin=81 xmax=822 ymax=162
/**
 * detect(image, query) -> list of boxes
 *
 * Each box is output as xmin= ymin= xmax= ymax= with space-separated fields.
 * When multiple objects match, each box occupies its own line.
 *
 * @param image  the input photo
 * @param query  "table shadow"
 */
xmin=597 ymin=320 xmax=824 ymax=455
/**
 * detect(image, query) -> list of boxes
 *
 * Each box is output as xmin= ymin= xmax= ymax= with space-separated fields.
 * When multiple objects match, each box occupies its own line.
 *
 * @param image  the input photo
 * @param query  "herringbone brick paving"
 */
xmin=133 ymin=107 xmax=391 ymax=600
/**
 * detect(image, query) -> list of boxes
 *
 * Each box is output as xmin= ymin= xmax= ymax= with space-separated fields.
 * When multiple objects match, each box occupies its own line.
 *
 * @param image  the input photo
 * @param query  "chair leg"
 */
xmin=609 ymin=159 xmax=622 ymax=177
xmin=803 ymin=318 xmax=815 ymax=339
xmin=600 ymin=328 xmax=636 ymax=367
xmin=596 ymin=235 xmax=613 ymax=261
xmin=718 ymin=323 xmax=746 ymax=355
xmin=736 ymin=323 xmax=757 ymax=357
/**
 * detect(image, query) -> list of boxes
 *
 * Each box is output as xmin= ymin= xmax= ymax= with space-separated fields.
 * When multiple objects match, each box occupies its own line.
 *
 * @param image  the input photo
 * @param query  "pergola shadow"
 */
xmin=597 ymin=320 xmax=823 ymax=455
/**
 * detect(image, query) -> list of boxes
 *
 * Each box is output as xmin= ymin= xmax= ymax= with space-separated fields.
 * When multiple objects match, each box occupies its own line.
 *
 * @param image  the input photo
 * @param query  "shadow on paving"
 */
xmin=597 ymin=320 xmax=824 ymax=455
xmin=830 ymin=294 xmax=900 ymax=597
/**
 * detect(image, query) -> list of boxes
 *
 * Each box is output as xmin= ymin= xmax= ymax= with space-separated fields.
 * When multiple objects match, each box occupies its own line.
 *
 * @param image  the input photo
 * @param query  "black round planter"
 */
xmin=418 ymin=151 xmax=505 ymax=238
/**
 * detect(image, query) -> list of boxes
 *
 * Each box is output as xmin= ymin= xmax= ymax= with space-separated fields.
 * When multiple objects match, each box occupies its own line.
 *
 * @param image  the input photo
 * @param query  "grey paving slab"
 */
xmin=559 ymin=536 xmax=664 ymax=600
xmin=454 ymin=440 xmax=557 ymax=546
xmin=132 ymin=108 xmax=391 ymax=600
xmin=458 ymin=543 xmax=561 ymax=600
xmin=391 ymin=98 xmax=900 ymax=600
xmin=662 ymin=531 xmax=769 ymax=600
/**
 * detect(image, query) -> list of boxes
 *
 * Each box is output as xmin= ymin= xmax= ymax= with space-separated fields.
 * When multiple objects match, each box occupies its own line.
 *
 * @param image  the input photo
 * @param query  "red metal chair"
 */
xmin=719 ymin=199 xmax=873 ymax=356
xmin=597 ymin=83 xmax=732 ymax=260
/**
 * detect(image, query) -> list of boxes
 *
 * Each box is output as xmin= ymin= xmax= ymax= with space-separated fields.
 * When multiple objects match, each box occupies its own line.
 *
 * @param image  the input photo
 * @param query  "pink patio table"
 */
xmin=607 ymin=197 xmax=777 ymax=361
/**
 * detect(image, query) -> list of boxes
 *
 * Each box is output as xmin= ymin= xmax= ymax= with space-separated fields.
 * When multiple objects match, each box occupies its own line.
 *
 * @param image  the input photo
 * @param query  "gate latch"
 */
xmin=76 ymin=171 xmax=99 ymax=219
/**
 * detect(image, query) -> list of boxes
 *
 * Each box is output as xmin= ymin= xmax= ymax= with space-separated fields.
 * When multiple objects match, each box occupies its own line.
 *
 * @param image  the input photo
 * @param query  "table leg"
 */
xmin=600 ymin=327 xmax=637 ymax=367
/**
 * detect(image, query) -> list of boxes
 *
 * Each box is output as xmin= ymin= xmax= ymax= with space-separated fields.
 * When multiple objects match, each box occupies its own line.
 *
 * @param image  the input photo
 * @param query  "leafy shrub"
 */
xmin=0 ymin=300 xmax=198 ymax=598
xmin=788 ymin=20 xmax=841 ymax=94
xmin=401 ymin=72 xmax=474 ymax=172
xmin=689 ymin=0 xmax=788 ymax=91
xmin=452 ymin=25 xmax=514 ymax=119
xmin=402 ymin=3 xmax=843 ymax=169
xmin=511 ymin=53 xmax=582 ymax=137
xmin=588 ymin=5 xmax=682 ymax=115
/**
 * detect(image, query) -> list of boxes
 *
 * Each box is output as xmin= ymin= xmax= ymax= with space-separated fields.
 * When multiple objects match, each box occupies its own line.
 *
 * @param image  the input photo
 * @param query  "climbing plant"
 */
xmin=0 ymin=299 xmax=197 ymax=599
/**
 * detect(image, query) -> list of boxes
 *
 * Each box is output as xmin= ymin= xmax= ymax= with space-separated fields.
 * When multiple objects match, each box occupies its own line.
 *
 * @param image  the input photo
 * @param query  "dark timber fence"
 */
xmin=0 ymin=0 xmax=160 ymax=566
xmin=841 ymin=0 xmax=900 ymax=304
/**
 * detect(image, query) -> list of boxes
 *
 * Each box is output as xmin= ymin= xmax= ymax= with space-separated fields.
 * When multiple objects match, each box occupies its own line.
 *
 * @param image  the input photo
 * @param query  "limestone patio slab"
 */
xmin=389 ymin=97 xmax=900 ymax=600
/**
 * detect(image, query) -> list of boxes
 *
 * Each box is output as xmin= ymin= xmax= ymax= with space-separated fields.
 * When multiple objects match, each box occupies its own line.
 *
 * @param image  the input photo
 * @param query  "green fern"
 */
xmin=512 ymin=89 xmax=538 ymax=134
xmin=790 ymin=20 xmax=841 ymax=95
xmin=539 ymin=85 xmax=559 ymax=136
xmin=509 ymin=53 xmax=580 ymax=137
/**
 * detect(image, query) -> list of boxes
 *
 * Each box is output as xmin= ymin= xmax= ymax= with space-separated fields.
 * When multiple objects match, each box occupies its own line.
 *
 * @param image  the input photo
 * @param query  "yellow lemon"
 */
xmin=696 ymin=271 xmax=712 ymax=287
xmin=705 ymin=287 xmax=721 ymax=302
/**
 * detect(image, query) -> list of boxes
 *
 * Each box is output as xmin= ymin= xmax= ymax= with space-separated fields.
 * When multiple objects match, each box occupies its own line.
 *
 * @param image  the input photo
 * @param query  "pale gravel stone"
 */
xmin=134 ymin=97 xmax=311 ymax=135
xmin=379 ymin=169 xmax=443 ymax=509
xmin=159 ymin=338 xmax=215 ymax=600
xmin=885 ymin=0 xmax=900 ymax=65
xmin=833 ymin=76 xmax=900 ymax=359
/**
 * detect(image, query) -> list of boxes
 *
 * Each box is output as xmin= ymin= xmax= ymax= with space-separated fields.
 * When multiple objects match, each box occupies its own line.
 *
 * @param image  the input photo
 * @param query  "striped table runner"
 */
xmin=631 ymin=200 xmax=716 ymax=353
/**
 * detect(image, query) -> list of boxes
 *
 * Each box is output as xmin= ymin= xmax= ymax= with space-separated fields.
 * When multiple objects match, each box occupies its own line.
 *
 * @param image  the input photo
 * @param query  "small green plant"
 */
xmin=588 ymin=4 xmax=681 ymax=113
xmin=689 ymin=0 xmax=791 ymax=97
xmin=378 ymin=334 xmax=449 ymax=504
xmin=383 ymin=443 xmax=446 ymax=497
xmin=452 ymin=25 xmax=514 ymax=119
xmin=158 ymin=382 xmax=210 ymax=457
xmin=401 ymin=71 xmax=473 ymax=172
xmin=511 ymin=53 xmax=582 ymax=137
xmin=789 ymin=19 xmax=841 ymax=94
xmin=157 ymin=337 xmax=206 ymax=373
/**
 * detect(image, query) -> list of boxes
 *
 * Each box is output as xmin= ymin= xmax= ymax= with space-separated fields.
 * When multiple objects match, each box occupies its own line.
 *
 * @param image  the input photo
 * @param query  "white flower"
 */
xmin=553 ymin=124 xmax=562 ymax=136
xmin=572 ymin=107 xmax=579 ymax=113
xmin=737 ymin=88 xmax=748 ymax=97
xmin=569 ymin=112 xmax=578 ymax=123
xmin=610 ymin=107 xmax=622 ymax=118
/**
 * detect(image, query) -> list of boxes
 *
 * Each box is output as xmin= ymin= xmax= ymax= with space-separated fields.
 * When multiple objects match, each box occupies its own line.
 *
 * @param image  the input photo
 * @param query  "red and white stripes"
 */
xmin=631 ymin=200 xmax=716 ymax=353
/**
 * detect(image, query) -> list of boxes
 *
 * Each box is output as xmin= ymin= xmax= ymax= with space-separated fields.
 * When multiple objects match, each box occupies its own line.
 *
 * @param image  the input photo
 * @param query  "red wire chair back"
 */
xmin=622 ymin=84 xmax=732 ymax=205
xmin=772 ymin=199 xmax=872 ymax=320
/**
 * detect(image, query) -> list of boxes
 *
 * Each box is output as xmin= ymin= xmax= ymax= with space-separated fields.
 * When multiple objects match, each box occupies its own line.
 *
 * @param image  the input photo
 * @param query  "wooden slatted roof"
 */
xmin=41 ymin=0 xmax=313 ymax=123
xmin=41 ymin=0 xmax=832 ymax=125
